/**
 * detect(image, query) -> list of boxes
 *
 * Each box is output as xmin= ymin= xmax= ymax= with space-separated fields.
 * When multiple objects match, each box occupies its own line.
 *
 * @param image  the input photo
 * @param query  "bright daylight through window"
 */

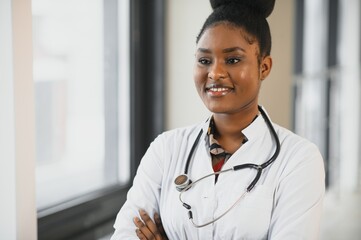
xmin=32 ymin=0 xmax=130 ymax=210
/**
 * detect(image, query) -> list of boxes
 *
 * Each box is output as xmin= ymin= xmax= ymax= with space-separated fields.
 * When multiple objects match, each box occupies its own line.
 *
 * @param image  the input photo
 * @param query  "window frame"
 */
xmin=293 ymin=0 xmax=336 ymax=187
xmin=37 ymin=0 xmax=165 ymax=239
xmin=292 ymin=0 xmax=361 ymax=190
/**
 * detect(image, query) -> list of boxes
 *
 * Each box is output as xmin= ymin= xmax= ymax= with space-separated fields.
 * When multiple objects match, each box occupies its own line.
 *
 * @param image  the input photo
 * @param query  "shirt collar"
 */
xmin=207 ymin=116 xmax=227 ymax=157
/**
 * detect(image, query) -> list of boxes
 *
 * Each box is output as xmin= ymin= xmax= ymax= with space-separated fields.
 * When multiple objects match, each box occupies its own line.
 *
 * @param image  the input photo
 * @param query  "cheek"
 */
xmin=236 ymin=66 xmax=260 ymax=85
xmin=193 ymin=66 xmax=207 ymax=86
xmin=232 ymin=70 xmax=251 ymax=88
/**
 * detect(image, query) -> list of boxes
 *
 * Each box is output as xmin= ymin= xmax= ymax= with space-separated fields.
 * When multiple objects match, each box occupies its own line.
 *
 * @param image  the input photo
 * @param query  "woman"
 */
xmin=111 ymin=0 xmax=325 ymax=239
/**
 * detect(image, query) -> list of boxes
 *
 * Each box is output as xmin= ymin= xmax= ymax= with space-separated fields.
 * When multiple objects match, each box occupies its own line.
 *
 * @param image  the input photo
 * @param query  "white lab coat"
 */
xmin=111 ymin=109 xmax=325 ymax=240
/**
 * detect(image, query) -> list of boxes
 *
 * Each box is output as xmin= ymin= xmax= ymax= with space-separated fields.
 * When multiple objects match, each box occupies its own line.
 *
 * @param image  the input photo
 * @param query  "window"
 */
xmin=293 ymin=0 xmax=361 ymax=191
xmin=33 ymin=0 xmax=132 ymax=238
xmin=33 ymin=0 xmax=129 ymax=210
xmin=33 ymin=0 xmax=165 ymax=238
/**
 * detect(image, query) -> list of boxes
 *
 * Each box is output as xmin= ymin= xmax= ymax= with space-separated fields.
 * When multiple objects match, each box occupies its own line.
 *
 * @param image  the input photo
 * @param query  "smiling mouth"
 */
xmin=205 ymin=85 xmax=233 ymax=96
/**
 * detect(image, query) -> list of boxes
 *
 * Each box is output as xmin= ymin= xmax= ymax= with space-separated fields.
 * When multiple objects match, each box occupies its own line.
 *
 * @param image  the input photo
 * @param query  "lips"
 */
xmin=205 ymin=85 xmax=233 ymax=96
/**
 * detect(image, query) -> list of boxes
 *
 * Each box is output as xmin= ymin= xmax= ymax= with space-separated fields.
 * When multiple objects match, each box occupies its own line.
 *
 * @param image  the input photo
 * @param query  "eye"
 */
xmin=198 ymin=58 xmax=211 ymax=65
xmin=226 ymin=57 xmax=241 ymax=64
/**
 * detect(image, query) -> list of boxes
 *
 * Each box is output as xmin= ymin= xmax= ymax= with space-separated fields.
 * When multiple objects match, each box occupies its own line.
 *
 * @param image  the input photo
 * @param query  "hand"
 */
xmin=133 ymin=209 xmax=169 ymax=240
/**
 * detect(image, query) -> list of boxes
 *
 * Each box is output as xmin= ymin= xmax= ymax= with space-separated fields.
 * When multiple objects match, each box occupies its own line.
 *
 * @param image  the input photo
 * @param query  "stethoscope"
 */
xmin=174 ymin=106 xmax=281 ymax=228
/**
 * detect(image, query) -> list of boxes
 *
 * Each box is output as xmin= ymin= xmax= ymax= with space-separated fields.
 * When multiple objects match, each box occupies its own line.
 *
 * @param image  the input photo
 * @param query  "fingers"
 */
xmin=133 ymin=216 xmax=153 ymax=240
xmin=154 ymin=213 xmax=168 ymax=240
xmin=135 ymin=228 xmax=147 ymax=240
xmin=139 ymin=210 xmax=162 ymax=240
xmin=133 ymin=210 xmax=163 ymax=240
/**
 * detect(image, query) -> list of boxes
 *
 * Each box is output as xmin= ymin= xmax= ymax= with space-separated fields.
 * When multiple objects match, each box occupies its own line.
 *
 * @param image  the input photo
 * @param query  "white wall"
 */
xmin=166 ymin=0 xmax=294 ymax=130
xmin=0 ymin=0 xmax=37 ymax=239
xmin=260 ymin=0 xmax=294 ymax=129
xmin=165 ymin=0 xmax=212 ymax=129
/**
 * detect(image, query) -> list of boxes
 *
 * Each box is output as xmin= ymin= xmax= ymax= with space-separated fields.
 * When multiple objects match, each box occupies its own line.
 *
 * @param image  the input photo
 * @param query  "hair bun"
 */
xmin=210 ymin=0 xmax=275 ymax=18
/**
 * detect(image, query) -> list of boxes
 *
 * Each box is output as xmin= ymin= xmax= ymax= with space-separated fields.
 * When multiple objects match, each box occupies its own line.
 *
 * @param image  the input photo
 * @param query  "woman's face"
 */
xmin=194 ymin=23 xmax=272 ymax=115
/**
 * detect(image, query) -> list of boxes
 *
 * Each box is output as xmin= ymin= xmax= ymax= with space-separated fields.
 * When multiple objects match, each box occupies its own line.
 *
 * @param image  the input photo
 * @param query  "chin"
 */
xmin=205 ymin=105 xmax=231 ymax=114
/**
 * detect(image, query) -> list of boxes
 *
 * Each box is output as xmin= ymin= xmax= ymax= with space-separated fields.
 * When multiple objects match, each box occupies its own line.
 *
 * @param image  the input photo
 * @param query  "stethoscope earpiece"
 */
xmin=174 ymin=174 xmax=192 ymax=192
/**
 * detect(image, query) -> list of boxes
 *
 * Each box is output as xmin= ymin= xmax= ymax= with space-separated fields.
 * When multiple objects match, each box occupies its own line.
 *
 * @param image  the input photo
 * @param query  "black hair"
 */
xmin=196 ymin=0 xmax=275 ymax=58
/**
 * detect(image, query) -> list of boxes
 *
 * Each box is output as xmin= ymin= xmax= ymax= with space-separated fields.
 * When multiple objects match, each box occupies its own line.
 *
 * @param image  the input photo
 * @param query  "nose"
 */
xmin=208 ymin=61 xmax=227 ymax=81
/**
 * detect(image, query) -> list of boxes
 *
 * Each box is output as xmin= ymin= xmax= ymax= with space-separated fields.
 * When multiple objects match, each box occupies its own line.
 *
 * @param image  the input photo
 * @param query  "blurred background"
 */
xmin=1 ymin=0 xmax=360 ymax=239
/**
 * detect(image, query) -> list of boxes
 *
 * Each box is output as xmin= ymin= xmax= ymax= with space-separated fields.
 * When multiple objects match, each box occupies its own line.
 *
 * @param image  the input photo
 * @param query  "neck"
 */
xmin=211 ymin=107 xmax=259 ymax=154
xmin=212 ymin=106 xmax=259 ymax=140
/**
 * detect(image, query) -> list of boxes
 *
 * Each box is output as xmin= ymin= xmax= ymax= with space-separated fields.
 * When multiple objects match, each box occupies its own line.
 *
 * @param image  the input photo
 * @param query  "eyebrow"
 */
xmin=197 ymin=47 xmax=246 ymax=53
xmin=223 ymin=47 xmax=246 ymax=53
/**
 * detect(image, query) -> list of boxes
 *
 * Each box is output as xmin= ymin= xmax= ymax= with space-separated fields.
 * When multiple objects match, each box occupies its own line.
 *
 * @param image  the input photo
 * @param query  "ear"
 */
xmin=260 ymin=56 xmax=272 ymax=80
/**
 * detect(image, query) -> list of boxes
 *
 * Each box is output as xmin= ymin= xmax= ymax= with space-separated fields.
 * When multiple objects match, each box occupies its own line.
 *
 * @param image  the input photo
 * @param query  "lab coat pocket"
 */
xmin=215 ymin=184 xmax=273 ymax=240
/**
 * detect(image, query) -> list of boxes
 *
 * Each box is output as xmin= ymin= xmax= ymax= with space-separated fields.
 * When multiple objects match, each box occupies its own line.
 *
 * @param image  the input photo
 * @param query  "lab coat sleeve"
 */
xmin=269 ymin=142 xmax=325 ymax=240
xmin=110 ymin=133 xmax=167 ymax=240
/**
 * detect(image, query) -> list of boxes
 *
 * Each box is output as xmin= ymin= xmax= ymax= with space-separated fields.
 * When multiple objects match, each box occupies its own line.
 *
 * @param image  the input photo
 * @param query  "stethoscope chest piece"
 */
xmin=174 ymin=174 xmax=192 ymax=192
xmin=174 ymin=106 xmax=281 ymax=228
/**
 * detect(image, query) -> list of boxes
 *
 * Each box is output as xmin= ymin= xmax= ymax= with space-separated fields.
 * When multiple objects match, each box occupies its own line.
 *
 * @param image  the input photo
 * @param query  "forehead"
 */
xmin=197 ymin=23 xmax=258 ymax=52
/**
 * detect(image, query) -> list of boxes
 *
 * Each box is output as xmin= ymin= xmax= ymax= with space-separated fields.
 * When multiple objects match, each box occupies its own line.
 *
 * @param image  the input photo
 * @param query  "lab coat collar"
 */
xmin=200 ymin=106 xmax=272 ymax=145
xmin=242 ymin=106 xmax=272 ymax=145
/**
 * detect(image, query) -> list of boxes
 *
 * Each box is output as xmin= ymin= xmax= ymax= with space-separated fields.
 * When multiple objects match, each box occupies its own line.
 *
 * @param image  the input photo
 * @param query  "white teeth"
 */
xmin=209 ymin=87 xmax=228 ymax=92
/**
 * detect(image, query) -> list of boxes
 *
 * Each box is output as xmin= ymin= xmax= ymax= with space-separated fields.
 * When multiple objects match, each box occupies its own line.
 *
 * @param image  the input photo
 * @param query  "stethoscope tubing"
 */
xmin=178 ymin=167 xmax=247 ymax=228
xmin=178 ymin=105 xmax=281 ymax=228
xmin=183 ymin=106 xmax=280 ymax=175
xmin=258 ymin=106 xmax=281 ymax=169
